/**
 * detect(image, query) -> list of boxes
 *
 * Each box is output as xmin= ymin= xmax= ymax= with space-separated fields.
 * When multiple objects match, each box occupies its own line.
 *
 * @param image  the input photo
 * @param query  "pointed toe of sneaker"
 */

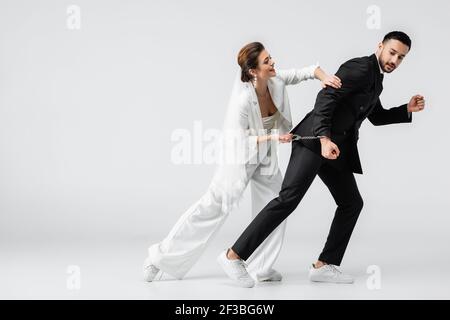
xmin=217 ymin=250 xmax=255 ymax=288
xmin=143 ymin=258 xmax=160 ymax=282
xmin=256 ymin=269 xmax=283 ymax=282
xmin=308 ymin=264 xmax=354 ymax=284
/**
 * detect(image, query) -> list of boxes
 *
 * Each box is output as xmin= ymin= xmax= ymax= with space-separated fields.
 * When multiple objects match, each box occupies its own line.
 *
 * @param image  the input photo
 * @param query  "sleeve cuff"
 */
xmin=314 ymin=128 xmax=330 ymax=138
xmin=405 ymin=104 xmax=412 ymax=122
xmin=310 ymin=62 xmax=320 ymax=79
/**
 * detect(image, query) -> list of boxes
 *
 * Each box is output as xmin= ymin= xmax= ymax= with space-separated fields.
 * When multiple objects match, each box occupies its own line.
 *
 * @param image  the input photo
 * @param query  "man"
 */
xmin=217 ymin=31 xmax=426 ymax=287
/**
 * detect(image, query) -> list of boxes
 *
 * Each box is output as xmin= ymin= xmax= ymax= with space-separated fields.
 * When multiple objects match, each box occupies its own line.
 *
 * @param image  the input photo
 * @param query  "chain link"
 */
xmin=291 ymin=134 xmax=326 ymax=141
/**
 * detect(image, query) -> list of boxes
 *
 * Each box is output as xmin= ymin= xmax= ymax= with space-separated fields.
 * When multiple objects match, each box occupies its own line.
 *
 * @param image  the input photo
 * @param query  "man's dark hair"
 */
xmin=383 ymin=31 xmax=412 ymax=50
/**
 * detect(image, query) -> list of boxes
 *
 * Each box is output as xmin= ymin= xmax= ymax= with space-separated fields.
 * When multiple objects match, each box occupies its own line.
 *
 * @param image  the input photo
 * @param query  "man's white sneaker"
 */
xmin=143 ymin=257 xmax=160 ymax=282
xmin=256 ymin=269 xmax=283 ymax=282
xmin=217 ymin=250 xmax=255 ymax=288
xmin=308 ymin=264 xmax=354 ymax=284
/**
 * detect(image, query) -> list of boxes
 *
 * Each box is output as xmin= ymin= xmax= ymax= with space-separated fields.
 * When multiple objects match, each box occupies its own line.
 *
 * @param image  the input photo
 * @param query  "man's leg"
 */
xmin=317 ymin=163 xmax=364 ymax=266
xmin=231 ymin=143 xmax=323 ymax=261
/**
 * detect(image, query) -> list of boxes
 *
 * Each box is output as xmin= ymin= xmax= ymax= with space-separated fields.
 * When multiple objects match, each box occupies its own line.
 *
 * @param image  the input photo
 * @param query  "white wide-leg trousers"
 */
xmin=148 ymin=153 xmax=287 ymax=279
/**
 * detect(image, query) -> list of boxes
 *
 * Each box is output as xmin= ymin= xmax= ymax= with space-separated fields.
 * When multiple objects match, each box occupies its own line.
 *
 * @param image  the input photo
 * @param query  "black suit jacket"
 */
xmin=291 ymin=54 xmax=412 ymax=174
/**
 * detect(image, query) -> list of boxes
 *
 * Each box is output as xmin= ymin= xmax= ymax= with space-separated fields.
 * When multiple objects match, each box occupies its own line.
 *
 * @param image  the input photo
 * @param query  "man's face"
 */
xmin=377 ymin=39 xmax=409 ymax=73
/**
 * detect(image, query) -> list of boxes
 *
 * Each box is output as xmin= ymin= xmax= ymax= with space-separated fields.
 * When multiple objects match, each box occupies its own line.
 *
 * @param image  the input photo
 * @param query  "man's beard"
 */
xmin=380 ymin=57 xmax=396 ymax=73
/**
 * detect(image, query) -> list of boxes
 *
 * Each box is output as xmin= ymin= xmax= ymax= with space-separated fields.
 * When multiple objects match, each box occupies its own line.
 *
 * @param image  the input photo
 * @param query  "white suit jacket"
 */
xmin=208 ymin=64 xmax=319 ymax=213
xmin=239 ymin=64 xmax=319 ymax=162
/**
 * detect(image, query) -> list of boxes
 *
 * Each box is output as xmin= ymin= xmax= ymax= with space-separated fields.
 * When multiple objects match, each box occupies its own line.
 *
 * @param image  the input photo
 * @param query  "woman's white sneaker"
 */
xmin=256 ymin=269 xmax=283 ymax=282
xmin=143 ymin=257 xmax=160 ymax=282
xmin=308 ymin=264 xmax=354 ymax=284
xmin=217 ymin=250 xmax=255 ymax=288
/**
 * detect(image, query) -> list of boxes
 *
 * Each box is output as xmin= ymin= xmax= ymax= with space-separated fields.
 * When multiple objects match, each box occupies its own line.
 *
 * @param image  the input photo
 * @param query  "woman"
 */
xmin=143 ymin=42 xmax=341 ymax=286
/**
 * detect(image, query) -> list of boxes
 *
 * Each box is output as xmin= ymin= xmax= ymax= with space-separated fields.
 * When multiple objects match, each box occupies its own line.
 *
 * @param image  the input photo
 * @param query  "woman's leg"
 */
xmin=246 ymin=167 xmax=286 ymax=278
xmin=147 ymin=167 xmax=256 ymax=280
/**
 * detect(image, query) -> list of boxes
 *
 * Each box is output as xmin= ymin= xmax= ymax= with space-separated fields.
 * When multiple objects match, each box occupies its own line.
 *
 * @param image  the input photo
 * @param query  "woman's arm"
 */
xmin=257 ymin=133 xmax=293 ymax=144
xmin=277 ymin=65 xmax=341 ymax=89
xmin=235 ymin=96 xmax=292 ymax=145
xmin=276 ymin=65 xmax=318 ymax=85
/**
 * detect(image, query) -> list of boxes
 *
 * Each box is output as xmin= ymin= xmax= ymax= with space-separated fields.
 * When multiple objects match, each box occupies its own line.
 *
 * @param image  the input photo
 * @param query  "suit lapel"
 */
xmin=268 ymin=78 xmax=291 ymax=127
xmin=268 ymin=78 xmax=283 ymax=113
xmin=371 ymin=54 xmax=383 ymax=96
xmin=363 ymin=55 xmax=383 ymax=117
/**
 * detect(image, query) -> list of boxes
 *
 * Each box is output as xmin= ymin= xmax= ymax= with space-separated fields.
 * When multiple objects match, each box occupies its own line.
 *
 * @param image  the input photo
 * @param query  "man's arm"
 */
xmin=312 ymin=59 xmax=370 ymax=138
xmin=368 ymin=99 xmax=412 ymax=126
xmin=368 ymin=95 xmax=425 ymax=126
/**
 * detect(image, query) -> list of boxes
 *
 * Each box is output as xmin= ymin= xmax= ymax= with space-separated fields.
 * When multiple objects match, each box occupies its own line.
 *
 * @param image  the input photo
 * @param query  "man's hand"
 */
xmin=320 ymin=137 xmax=340 ymax=160
xmin=407 ymin=95 xmax=425 ymax=113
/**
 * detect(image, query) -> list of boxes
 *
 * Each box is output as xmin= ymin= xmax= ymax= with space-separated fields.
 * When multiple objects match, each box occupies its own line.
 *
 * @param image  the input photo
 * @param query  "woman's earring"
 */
xmin=253 ymin=75 xmax=257 ymax=87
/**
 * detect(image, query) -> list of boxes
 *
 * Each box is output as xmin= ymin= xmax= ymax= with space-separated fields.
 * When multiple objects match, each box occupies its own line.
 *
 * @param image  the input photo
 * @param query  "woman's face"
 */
xmin=252 ymin=49 xmax=276 ymax=80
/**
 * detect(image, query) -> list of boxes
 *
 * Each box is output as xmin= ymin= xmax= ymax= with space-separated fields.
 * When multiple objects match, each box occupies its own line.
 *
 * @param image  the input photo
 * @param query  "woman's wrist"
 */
xmin=314 ymin=66 xmax=326 ymax=81
xmin=257 ymin=134 xmax=278 ymax=143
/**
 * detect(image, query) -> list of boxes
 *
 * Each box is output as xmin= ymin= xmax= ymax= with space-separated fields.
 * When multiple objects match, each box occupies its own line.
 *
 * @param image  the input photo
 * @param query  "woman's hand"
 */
xmin=321 ymin=74 xmax=342 ymax=89
xmin=257 ymin=133 xmax=293 ymax=144
xmin=314 ymin=66 xmax=342 ymax=89
xmin=278 ymin=133 xmax=293 ymax=143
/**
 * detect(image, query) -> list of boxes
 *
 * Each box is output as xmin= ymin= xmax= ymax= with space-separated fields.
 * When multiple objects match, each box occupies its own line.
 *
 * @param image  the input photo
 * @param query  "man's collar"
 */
xmin=375 ymin=54 xmax=384 ymax=74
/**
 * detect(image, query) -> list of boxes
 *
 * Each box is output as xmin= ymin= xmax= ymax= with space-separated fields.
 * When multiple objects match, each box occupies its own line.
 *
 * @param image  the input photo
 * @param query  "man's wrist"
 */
xmin=406 ymin=104 xmax=412 ymax=118
xmin=320 ymin=136 xmax=331 ymax=144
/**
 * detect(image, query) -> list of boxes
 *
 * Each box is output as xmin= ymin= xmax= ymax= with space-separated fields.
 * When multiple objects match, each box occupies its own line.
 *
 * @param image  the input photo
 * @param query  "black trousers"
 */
xmin=232 ymin=141 xmax=364 ymax=266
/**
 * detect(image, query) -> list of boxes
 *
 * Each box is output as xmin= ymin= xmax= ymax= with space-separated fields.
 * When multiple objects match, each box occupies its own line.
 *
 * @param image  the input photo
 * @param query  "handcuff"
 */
xmin=291 ymin=134 xmax=326 ymax=141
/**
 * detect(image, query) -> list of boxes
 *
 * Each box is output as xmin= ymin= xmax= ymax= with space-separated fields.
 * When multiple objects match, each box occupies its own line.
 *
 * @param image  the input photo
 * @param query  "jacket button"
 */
xmin=360 ymin=106 xmax=364 ymax=110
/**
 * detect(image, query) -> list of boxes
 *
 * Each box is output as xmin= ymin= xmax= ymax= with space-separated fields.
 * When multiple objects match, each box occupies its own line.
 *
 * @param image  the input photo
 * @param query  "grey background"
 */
xmin=1 ymin=0 xmax=449 ymax=299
